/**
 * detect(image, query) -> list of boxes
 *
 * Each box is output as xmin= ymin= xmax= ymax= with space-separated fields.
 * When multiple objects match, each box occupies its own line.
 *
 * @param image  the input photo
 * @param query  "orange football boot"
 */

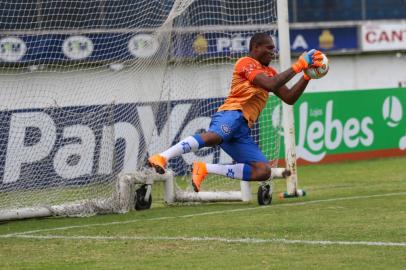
xmin=148 ymin=154 xmax=167 ymax=174
xmin=192 ymin=161 xmax=208 ymax=192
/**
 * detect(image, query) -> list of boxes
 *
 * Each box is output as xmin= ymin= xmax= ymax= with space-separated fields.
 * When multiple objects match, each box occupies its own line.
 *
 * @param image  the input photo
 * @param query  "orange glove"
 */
xmin=292 ymin=49 xmax=324 ymax=73
xmin=303 ymin=73 xmax=311 ymax=81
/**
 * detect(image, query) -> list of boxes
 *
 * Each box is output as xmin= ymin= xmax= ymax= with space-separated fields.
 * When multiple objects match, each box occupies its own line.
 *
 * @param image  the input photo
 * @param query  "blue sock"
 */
xmin=193 ymin=134 xmax=205 ymax=149
xmin=242 ymin=164 xmax=252 ymax=181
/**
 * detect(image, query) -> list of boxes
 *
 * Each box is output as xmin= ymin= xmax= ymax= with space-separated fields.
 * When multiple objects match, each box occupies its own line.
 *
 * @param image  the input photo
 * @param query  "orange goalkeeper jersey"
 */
xmin=218 ymin=56 xmax=278 ymax=127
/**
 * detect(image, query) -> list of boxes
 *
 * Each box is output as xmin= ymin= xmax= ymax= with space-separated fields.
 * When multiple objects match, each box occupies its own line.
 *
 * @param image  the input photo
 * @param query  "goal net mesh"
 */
xmin=0 ymin=0 xmax=282 ymax=215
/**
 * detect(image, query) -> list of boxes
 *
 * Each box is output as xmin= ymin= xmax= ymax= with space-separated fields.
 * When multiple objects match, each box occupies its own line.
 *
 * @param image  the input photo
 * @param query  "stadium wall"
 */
xmin=1 ymin=53 xmax=405 ymax=103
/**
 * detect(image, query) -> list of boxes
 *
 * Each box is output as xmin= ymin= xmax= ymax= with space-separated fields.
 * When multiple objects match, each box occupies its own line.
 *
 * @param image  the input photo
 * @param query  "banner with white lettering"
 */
xmin=0 ymin=27 xmax=359 ymax=64
xmin=1 ymin=88 xmax=405 ymax=190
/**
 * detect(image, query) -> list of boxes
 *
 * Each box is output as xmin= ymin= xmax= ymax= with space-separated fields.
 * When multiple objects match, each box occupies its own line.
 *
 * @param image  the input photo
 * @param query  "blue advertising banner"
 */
xmin=1 ymin=98 xmax=258 ymax=191
xmin=290 ymin=27 xmax=358 ymax=53
xmin=0 ymin=27 xmax=358 ymax=64
xmin=0 ymin=34 xmax=142 ymax=63
xmin=174 ymin=27 xmax=358 ymax=58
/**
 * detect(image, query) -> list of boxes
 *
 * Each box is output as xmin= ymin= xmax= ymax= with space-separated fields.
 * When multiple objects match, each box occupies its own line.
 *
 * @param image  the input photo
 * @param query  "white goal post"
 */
xmin=277 ymin=0 xmax=300 ymax=195
xmin=0 ymin=0 xmax=301 ymax=221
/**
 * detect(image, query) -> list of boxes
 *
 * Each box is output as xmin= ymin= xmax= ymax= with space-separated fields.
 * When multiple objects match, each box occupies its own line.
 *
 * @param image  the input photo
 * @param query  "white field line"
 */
xmin=1 ymin=191 xmax=406 ymax=238
xmin=1 ymin=234 xmax=406 ymax=247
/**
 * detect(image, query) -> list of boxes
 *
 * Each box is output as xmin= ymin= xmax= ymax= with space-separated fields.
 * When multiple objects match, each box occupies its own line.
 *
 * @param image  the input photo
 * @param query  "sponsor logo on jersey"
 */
xmin=221 ymin=124 xmax=231 ymax=135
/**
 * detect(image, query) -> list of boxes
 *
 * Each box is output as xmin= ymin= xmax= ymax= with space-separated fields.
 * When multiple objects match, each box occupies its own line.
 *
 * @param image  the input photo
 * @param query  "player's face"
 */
xmin=256 ymin=38 xmax=276 ymax=66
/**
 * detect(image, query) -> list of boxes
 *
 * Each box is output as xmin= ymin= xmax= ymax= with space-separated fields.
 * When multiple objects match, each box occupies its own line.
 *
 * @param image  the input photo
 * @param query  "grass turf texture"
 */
xmin=1 ymin=157 xmax=405 ymax=269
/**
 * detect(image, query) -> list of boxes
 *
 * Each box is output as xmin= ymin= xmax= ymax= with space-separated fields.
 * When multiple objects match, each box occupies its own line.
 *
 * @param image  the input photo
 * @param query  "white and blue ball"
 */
xmin=304 ymin=53 xmax=329 ymax=79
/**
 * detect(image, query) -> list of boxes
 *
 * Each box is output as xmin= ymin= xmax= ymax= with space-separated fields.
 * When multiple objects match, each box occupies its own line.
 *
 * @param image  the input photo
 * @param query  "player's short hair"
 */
xmin=249 ymin=32 xmax=272 ymax=52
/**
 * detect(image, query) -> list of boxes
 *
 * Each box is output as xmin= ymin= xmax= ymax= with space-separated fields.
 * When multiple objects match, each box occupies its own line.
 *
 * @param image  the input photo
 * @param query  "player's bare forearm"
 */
xmin=286 ymin=77 xmax=308 ymax=104
xmin=253 ymin=68 xmax=309 ymax=105
xmin=272 ymin=77 xmax=309 ymax=105
xmin=253 ymin=68 xmax=297 ymax=92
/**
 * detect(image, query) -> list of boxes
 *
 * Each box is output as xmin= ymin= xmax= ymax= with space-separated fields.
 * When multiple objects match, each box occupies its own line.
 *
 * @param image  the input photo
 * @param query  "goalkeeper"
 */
xmin=149 ymin=32 xmax=324 ymax=192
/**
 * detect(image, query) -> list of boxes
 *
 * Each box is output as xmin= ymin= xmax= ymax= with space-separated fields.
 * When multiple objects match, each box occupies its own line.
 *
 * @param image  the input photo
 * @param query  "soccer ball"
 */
xmin=304 ymin=53 xmax=329 ymax=79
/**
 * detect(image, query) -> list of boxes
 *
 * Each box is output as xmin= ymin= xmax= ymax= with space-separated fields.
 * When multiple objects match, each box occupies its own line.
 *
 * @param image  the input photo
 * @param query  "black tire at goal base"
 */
xmin=135 ymin=184 xmax=152 ymax=210
xmin=257 ymin=184 xmax=272 ymax=205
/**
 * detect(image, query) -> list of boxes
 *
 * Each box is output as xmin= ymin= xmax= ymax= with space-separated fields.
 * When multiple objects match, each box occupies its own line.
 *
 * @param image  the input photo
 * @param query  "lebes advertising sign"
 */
xmin=361 ymin=23 xmax=406 ymax=51
xmin=262 ymin=88 xmax=406 ymax=164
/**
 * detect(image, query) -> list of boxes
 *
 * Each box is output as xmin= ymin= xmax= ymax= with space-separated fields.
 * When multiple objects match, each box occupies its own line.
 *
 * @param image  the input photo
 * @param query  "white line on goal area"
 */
xmin=2 ymin=234 xmax=406 ymax=247
xmin=1 ymin=191 xmax=406 ymax=238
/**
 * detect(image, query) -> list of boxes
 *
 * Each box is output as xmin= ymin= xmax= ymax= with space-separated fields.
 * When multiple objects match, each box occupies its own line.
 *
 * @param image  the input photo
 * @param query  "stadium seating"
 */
xmin=0 ymin=0 xmax=404 ymax=30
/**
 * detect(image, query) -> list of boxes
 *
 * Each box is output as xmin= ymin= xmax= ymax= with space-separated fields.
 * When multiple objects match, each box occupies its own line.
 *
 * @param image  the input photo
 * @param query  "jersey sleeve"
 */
xmin=235 ymin=57 xmax=265 ymax=82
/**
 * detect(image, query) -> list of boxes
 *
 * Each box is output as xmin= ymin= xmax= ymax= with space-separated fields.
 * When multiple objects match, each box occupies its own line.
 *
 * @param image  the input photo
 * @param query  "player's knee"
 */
xmin=200 ymin=132 xmax=222 ymax=147
xmin=250 ymin=162 xmax=271 ymax=181
xmin=259 ymin=165 xmax=272 ymax=181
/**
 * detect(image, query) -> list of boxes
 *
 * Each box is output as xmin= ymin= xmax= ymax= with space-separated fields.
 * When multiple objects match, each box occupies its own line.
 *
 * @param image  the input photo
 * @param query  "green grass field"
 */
xmin=1 ymin=157 xmax=405 ymax=270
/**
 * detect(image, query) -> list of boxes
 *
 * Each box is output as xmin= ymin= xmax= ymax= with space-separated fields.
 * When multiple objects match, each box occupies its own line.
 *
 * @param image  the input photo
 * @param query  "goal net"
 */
xmin=0 ymin=0 xmax=286 ymax=220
